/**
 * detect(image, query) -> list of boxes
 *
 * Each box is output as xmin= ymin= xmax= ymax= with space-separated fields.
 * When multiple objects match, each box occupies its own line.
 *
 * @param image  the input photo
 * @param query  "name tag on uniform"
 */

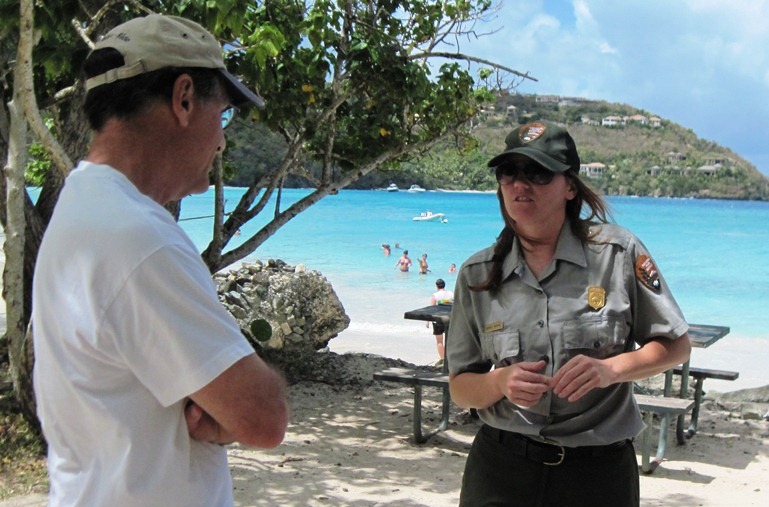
xmin=484 ymin=321 xmax=504 ymax=333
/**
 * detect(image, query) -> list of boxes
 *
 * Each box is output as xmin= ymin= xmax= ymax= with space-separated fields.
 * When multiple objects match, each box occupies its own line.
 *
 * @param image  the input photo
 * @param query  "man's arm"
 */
xmin=187 ymin=353 xmax=289 ymax=448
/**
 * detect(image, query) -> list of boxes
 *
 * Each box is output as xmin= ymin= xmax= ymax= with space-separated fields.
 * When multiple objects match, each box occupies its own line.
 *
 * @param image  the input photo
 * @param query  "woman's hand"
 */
xmin=450 ymin=360 xmax=549 ymax=409
xmin=498 ymin=360 xmax=551 ymax=407
xmin=552 ymin=335 xmax=692 ymax=403
xmin=551 ymin=355 xmax=615 ymax=402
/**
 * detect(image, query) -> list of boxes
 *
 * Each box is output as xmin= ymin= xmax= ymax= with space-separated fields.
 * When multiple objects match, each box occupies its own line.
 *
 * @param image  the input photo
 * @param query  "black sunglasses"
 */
xmin=495 ymin=163 xmax=556 ymax=186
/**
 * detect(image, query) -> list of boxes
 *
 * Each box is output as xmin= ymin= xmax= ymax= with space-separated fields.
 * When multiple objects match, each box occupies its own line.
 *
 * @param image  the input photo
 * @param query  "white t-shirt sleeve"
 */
xmin=101 ymin=244 xmax=254 ymax=407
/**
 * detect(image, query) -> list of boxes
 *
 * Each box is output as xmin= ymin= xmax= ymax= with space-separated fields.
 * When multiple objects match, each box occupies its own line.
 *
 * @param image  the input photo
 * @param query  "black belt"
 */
xmin=483 ymin=425 xmax=631 ymax=466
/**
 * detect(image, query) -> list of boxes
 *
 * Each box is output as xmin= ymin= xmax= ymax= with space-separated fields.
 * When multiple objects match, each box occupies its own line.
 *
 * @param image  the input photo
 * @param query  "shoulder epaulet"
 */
xmin=588 ymin=223 xmax=634 ymax=250
xmin=461 ymin=244 xmax=498 ymax=269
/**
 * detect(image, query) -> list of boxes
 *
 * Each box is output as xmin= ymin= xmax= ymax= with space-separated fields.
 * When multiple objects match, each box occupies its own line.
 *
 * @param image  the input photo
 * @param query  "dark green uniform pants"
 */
xmin=459 ymin=425 xmax=639 ymax=507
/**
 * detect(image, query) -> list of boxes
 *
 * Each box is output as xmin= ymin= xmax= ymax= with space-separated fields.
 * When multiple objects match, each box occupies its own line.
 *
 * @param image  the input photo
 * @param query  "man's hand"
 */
xmin=184 ymin=400 xmax=235 ymax=445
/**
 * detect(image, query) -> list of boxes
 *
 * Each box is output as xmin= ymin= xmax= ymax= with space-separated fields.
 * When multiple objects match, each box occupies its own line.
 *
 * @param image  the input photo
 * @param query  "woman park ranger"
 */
xmin=447 ymin=121 xmax=691 ymax=507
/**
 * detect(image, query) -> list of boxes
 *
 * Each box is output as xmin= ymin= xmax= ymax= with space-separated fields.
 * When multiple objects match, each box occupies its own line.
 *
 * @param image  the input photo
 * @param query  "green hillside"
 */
xmin=225 ymin=93 xmax=769 ymax=200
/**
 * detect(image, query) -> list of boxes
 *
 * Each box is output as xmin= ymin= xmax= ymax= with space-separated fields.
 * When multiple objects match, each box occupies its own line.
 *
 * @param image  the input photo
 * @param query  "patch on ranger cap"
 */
xmin=635 ymin=254 xmax=661 ymax=291
xmin=519 ymin=122 xmax=547 ymax=143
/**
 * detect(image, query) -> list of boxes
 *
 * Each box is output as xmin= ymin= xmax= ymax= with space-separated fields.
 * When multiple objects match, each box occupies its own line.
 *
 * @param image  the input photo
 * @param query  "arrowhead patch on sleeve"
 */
xmin=635 ymin=254 xmax=661 ymax=292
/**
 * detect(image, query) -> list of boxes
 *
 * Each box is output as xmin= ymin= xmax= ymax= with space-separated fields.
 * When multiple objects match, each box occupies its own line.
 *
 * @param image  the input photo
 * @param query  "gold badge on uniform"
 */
xmin=635 ymin=254 xmax=662 ymax=292
xmin=587 ymin=286 xmax=606 ymax=310
xmin=484 ymin=321 xmax=504 ymax=333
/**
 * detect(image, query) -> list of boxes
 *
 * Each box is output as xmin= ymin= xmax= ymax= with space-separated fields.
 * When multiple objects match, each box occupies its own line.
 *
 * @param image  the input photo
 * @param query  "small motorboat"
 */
xmin=386 ymin=183 xmax=399 ymax=192
xmin=412 ymin=211 xmax=447 ymax=223
xmin=407 ymin=184 xmax=426 ymax=193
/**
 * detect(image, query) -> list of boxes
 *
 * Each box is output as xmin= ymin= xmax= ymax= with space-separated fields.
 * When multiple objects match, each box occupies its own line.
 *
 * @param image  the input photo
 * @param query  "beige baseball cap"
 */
xmin=85 ymin=14 xmax=264 ymax=108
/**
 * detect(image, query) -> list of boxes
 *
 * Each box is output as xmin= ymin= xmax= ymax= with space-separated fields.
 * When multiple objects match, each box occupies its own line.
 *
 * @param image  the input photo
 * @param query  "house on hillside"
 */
xmin=648 ymin=165 xmax=687 ymax=177
xmin=668 ymin=166 xmax=684 ymax=175
xmin=667 ymin=152 xmax=686 ymax=163
xmin=706 ymin=156 xmax=729 ymax=166
xmin=479 ymin=105 xmax=496 ymax=118
xmin=580 ymin=162 xmax=607 ymax=178
xmin=602 ymin=115 xmax=625 ymax=127
xmin=647 ymin=165 xmax=663 ymax=177
xmin=697 ymin=164 xmax=721 ymax=176
xmin=536 ymin=95 xmax=560 ymax=104
xmin=600 ymin=114 xmax=662 ymax=128
xmin=580 ymin=115 xmax=600 ymax=126
xmin=506 ymin=105 xmax=518 ymax=123
xmin=558 ymin=97 xmax=581 ymax=107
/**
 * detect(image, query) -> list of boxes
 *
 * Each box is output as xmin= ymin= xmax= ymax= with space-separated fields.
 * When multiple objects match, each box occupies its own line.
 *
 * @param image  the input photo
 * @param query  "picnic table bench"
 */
xmin=666 ymin=324 xmax=736 ymax=444
xmin=373 ymin=367 xmax=450 ymax=444
xmin=671 ymin=365 xmax=739 ymax=440
xmin=373 ymin=366 xmax=694 ymax=473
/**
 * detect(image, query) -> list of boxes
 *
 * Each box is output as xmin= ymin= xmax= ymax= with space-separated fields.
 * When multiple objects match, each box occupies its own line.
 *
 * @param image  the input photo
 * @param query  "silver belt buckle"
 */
xmin=542 ymin=441 xmax=565 ymax=466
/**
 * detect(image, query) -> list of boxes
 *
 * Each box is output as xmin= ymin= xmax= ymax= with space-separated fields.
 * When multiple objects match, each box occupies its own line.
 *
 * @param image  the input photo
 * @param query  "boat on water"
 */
xmin=407 ymin=184 xmax=426 ymax=193
xmin=412 ymin=211 xmax=447 ymax=223
xmin=386 ymin=183 xmax=399 ymax=192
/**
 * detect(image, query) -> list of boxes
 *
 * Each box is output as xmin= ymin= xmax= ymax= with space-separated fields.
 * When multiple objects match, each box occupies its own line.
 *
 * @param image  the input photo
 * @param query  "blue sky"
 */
xmin=460 ymin=0 xmax=769 ymax=176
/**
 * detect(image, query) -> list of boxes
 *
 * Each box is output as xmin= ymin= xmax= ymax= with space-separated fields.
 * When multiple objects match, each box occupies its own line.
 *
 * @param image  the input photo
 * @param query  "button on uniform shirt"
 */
xmin=447 ymin=221 xmax=688 ymax=447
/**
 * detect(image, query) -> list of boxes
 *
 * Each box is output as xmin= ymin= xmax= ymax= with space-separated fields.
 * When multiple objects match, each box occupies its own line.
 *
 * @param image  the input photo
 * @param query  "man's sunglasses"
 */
xmin=495 ymin=163 xmax=556 ymax=186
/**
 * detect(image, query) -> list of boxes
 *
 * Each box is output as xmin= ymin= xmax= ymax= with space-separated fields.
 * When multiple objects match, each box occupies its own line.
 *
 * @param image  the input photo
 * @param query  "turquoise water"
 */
xmin=28 ymin=184 xmax=766 ymax=389
xmin=178 ymin=188 xmax=769 ymax=391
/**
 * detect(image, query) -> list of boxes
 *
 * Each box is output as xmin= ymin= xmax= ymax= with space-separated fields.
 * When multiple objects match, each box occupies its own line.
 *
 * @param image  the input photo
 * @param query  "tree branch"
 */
xmin=17 ymin=0 xmax=72 ymax=175
xmin=409 ymin=51 xmax=537 ymax=82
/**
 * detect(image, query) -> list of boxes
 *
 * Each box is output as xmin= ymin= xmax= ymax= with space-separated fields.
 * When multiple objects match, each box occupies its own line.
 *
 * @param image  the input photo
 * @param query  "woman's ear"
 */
xmin=565 ymin=178 xmax=578 ymax=200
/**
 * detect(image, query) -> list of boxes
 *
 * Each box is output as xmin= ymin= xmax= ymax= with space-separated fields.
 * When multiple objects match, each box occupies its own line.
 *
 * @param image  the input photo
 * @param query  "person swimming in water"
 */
xmin=418 ymin=253 xmax=430 ymax=274
xmin=394 ymin=250 xmax=412 ymax=272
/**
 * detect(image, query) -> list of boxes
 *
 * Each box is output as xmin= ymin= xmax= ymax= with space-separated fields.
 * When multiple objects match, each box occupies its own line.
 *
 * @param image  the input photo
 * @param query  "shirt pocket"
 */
xmin=560 ymin=316 xmax=629 ymax=362
xmin=480 ymin=329 xmax=521 ymax=366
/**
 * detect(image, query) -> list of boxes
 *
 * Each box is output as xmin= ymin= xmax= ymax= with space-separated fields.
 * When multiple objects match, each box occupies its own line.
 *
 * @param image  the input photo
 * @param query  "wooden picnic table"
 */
xmin=399 ymin=306 xmax=731 ymax=460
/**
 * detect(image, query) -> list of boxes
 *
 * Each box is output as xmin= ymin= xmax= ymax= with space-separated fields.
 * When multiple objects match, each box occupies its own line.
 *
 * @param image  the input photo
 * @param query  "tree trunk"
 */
xmin=4 ymin=93 xmax=37 ymax=427
xmin=2 ymin=0 xmax=42 ymax=432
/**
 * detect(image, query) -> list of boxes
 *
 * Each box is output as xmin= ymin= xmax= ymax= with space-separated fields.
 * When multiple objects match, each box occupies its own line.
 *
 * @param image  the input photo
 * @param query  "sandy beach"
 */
xmin=226 ymin=354 xmax=769 ymax=507
xmin=3 ymin=351 xmax=768 ymax=507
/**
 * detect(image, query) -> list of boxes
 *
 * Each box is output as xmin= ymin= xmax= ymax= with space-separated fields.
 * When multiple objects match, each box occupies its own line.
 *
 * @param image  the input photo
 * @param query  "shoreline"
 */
xmin=330 ymin=326 xmax=769 ymax=394
xmin=320 ymin=264 xmax=767 ymax=395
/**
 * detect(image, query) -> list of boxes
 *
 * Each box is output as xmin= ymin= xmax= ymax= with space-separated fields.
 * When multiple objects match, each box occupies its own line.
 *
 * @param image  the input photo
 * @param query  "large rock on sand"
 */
xmin=215 ymin=259 xmax=350 ymax=354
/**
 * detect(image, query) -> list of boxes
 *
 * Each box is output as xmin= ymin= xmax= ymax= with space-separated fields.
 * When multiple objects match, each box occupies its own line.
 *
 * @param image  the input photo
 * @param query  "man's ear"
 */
xmin=171 ymin=74 xmax=195 ymax=127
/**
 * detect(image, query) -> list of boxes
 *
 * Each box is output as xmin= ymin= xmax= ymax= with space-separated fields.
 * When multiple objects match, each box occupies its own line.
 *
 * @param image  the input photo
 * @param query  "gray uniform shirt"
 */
xmin=447 ymin=221 xmax=688 ymax=446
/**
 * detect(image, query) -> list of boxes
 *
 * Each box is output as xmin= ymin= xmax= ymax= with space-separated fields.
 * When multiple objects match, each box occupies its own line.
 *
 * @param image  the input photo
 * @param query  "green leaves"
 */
xmin=10 ymin=0 xmax=504 ymax=173
xmin=7 ymin=0 xmax=538 ymax=274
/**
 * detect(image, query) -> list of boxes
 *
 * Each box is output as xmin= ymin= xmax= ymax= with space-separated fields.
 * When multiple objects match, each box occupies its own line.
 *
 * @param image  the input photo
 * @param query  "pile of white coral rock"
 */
xmin=215 ymin=259 xmax=350 ymax=353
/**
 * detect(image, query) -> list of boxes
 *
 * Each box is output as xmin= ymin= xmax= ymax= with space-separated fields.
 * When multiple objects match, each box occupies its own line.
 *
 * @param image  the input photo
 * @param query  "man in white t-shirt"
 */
xmin=32 ymin=15 xmax=289 ymax=507
xmin=428 ymin=278 xmax=454 ymax=363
